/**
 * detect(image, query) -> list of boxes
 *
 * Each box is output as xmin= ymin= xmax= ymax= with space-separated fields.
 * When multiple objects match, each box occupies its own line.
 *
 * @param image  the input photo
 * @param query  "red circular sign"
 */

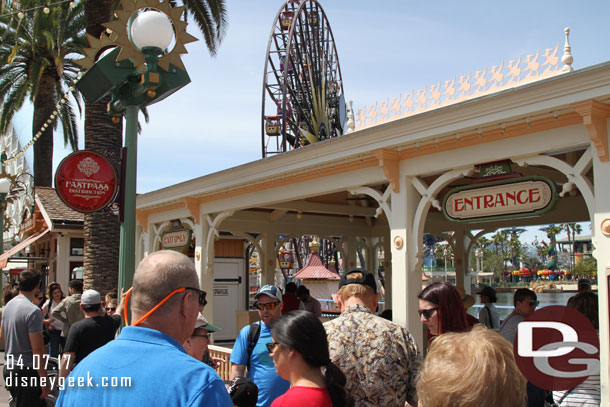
xmin=514 ymin=305 xmax=599 ymax=391
xmin=55 ymin=151 xmax=119 ymax=213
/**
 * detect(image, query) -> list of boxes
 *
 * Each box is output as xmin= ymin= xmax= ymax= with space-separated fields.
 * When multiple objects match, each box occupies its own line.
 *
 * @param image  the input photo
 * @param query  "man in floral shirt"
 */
xmin=324 ymin=269 xmax=420 ymax=407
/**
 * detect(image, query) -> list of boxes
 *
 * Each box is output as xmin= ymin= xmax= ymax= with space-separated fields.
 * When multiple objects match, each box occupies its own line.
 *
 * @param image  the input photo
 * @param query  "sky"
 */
xmin=11 ymin=0 xmax=610 ymax=243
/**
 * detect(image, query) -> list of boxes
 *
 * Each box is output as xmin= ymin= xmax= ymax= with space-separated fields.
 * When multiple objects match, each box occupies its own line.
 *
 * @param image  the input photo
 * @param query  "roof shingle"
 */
xmin=293 ymin=251 xmax=340 ymax=280
xmin=35 ymin=187 xmax=84 ymax=226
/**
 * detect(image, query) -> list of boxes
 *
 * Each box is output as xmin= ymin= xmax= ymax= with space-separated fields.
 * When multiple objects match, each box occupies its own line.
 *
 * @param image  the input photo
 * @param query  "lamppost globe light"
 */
xmin=0 ymin=178 xmax=11 ymax=194
xmin=130 ymin=10 xmax=174 ymax=51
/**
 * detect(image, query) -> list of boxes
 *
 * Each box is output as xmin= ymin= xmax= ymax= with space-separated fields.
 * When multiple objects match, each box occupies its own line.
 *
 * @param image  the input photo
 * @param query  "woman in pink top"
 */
xmin=268 ymin=311 xmax=352 ymax=407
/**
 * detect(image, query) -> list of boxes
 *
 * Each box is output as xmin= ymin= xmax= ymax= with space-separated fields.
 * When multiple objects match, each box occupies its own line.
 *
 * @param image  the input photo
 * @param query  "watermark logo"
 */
xmin=514 ymin=305 xmax=599 ymax=390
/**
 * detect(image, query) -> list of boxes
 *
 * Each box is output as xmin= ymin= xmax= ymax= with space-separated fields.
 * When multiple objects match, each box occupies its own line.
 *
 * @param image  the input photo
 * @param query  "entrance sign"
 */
xmin=162 ymin=229 xmax=191 ymax=249
xmin=161 ymin=219 xmax=192 ymax=251
xmin=55 ymin=151 xmax=118 ymax=213
xmin=443 ymin=176 xmax=557 ymax=223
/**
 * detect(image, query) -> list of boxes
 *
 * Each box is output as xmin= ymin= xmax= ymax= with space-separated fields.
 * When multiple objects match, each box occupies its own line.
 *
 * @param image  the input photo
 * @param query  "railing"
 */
xmin=209 ymin=344 xmax=232 ymax=382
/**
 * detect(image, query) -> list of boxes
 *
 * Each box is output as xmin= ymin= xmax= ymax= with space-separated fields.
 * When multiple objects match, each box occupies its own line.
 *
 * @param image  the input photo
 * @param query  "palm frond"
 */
xmin=182 ymin=0 xmax=227 ymax=56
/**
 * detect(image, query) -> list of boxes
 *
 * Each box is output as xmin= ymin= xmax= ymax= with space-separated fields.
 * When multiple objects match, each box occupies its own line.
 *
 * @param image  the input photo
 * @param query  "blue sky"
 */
xmin=11 ymin=0 xmax=608 ymax=242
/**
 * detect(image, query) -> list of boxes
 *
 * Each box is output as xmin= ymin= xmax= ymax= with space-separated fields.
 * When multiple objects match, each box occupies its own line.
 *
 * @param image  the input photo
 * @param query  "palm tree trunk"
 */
xmin=571 ymin=226 xmax=576 ymax=271
xmin=82 ymin=0 xmax=123 ymax=294
xmin=33 ymin=70 xmax=56 ymax=187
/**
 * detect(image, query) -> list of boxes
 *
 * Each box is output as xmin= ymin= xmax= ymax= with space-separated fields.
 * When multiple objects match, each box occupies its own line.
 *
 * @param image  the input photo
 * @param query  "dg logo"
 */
xmin=514 ymin=305 xmax=600 ymax=390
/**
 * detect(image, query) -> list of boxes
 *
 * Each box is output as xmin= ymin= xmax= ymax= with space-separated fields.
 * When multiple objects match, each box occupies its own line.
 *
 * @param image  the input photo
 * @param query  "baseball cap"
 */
xmin=339 ymin=269 xmax=377 ymax=293
xmin=228 ymin=377 xmax=258 ymax=407
xmin=193 ymin=313 xmax=221 ymax=332
xmin=81 ymin=289 xmax=101 ymax=305
xmin=254 ymin=285 xmax=282 ymax=302
xmin=477 ymin=285 xmax=496 ymax=298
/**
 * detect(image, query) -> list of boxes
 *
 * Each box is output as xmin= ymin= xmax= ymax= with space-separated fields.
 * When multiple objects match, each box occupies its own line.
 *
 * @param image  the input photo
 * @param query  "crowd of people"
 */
xmin=0 ymin=252 xmax=600 ymax=407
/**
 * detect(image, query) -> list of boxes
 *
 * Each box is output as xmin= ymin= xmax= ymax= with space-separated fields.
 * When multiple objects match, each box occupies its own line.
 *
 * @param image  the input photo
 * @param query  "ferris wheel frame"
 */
xmin=261 ymin=0 xmax=346 ymax=158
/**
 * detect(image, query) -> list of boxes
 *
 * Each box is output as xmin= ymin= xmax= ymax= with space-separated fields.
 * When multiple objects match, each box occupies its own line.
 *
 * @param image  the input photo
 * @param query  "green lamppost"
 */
xmin=75 ymin=0 xmax=196 ymax=294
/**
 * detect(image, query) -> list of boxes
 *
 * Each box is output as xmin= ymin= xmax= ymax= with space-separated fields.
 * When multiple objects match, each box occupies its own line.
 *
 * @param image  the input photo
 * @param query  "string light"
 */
xmin=0 ymin=0 xmax=75 ymax=19
xmin=2 ymin=75 xmax=81 ymax=166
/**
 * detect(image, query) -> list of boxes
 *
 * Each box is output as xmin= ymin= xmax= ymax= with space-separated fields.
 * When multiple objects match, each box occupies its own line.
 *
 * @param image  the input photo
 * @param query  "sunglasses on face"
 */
xmin=418 ymin=308 xmax=438 ymax=319
xmin=192 ymin=333 xmax=210 ymax=340
xmin=254 ymin=302 xmax=280 ymax=311
xmin=266 ymin=341 xmax=280 ymax=353
xmin=529 ymin=300 xmax=539 ymax=306
xmin=184 ymin=287 xmax=208 ymax=307
xmin=106 ymin=307 xmax=116 ymax=312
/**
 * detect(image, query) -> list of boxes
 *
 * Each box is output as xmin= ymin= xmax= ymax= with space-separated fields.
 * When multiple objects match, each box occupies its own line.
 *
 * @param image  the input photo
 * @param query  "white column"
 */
xmin=56 ymin=234 xmax=70 ymax=290
xmin=592 ymin=154 xmax=610 ymax=405
xmin=198 ymin=215 xmax=214 ymax=323
xmin=391 ymin=178 xmax=424 ymax=350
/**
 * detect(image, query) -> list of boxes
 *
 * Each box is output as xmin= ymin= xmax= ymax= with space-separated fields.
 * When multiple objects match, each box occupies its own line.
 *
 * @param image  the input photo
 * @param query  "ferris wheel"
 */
xmin=261 ymin=0 xmax=346 ymax=158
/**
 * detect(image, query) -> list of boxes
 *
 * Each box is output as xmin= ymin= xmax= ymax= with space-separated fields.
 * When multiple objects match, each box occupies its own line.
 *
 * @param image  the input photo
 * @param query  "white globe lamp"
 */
xmin=130 ymin=10 xmax=174 ymax=51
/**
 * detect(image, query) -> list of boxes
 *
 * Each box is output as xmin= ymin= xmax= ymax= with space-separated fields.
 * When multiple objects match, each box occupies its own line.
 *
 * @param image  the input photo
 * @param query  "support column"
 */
xmin=198 ymin=216 xmax=214 ymax=323
xmin=142 ymin=231 xmax=150 ymax=257
xmin=592 ymin=155 xmax=610 ymax=405
xmin=383 ymin=233 xmax=392 ymax=310
xmin=343 ymin=236 xmax=357 ymax=270
xmin=261 ymin=232 xmax=276 ymax=286
xmin=391 ymin=178 xmax=423 ymax=350
xmin=365 ymin=238 xmax=375 ymax=274
xmin=453 ymin=229 xmax=466 ymax=290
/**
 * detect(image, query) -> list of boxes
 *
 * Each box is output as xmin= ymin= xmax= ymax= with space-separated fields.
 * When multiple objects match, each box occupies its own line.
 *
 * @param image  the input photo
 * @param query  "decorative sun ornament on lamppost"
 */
xmin=75 ymin=0 xmax=198 ymax=295
xmin=77 ymin=0 xmax=196 ymax=72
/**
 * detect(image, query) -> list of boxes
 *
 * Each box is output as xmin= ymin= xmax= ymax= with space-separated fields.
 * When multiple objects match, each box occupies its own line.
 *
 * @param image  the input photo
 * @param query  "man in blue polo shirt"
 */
xmin=57 ymin=250 xmax=232 ymax=407
xmin=230 ymin=285 xmax=289 ymax=407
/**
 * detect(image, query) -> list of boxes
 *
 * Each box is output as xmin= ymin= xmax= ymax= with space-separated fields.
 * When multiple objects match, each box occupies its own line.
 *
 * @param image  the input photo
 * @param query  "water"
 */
xmin=468 ymin=291 xmax=575 ymax=321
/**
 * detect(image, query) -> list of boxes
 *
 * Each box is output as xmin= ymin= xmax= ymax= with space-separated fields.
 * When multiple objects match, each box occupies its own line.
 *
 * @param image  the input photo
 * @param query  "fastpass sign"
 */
xmin=443 ymin=176 xmax=557 ymax=223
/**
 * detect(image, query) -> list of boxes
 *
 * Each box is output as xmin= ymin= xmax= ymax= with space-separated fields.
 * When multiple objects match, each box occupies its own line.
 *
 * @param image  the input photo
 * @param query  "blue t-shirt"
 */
xmin=57 ymin=326 xmax=232 ymax=407
xmin=230 ymin=322 xmax=289 ymax=407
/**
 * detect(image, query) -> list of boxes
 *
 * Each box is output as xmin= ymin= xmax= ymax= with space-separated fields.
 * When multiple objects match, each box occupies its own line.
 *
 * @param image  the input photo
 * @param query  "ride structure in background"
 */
xmin=546 ymin=230 xmax=559 ymax=272
xmin=261 ymin=0 xmax=346 ymax=158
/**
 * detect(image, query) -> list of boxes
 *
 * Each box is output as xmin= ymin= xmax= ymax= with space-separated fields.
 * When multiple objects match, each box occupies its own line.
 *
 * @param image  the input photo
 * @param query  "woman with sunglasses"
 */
xmin=42 ymin=282 xmax=66 ymax=358
xmin=268 ymin=311 xmax=352 ymax=407
xmin=418 ymin=282 xmax=472 ymax=343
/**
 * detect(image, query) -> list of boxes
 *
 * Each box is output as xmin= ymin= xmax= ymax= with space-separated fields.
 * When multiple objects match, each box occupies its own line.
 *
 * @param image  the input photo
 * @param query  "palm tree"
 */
xmin=0 ymin=1 xmax=85 ymax=186
xmin=81 ymin=0 xmax=123 ymax=294
xmin=491 ymin=231 xmax=502 ymax=255
xmin=561 ymin=223 xmax=573 ymax=270
xmin=82 ymin=0 xmax=228 ymax=293
xmin=571 ymin=223 xmax=583 ymax=271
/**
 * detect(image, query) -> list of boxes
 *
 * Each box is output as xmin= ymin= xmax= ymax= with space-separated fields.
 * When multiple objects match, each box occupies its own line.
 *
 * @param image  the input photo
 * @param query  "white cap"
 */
xmin=81 ymin=289 xmax=101 ymax=305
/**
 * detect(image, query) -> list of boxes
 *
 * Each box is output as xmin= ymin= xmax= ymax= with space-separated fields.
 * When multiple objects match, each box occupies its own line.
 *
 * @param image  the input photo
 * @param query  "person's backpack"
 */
xmin=246 ymin=322 xmax=261 ymax=371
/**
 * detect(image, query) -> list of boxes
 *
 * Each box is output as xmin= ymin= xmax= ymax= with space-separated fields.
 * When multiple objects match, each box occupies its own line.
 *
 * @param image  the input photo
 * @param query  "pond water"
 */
xmin=468 ymin=291 xmax=576 ymax=321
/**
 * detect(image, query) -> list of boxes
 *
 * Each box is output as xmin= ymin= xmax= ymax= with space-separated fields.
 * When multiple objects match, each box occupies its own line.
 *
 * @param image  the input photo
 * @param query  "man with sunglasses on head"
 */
xmin=230 ymin=285 xmax=289 ymax=407
xmin=499 ymin=287 xmax=545 ymax=407
xmin=324 ymin=269 xmax=421 ymax=407
xmin=57 ymin=250 xmax=232 ymax=407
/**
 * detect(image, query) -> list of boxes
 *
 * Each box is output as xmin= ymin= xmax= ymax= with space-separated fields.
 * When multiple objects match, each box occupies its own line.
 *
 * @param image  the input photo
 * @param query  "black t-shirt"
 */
xmin=64 ymin=314 xmax=121 ymax=364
